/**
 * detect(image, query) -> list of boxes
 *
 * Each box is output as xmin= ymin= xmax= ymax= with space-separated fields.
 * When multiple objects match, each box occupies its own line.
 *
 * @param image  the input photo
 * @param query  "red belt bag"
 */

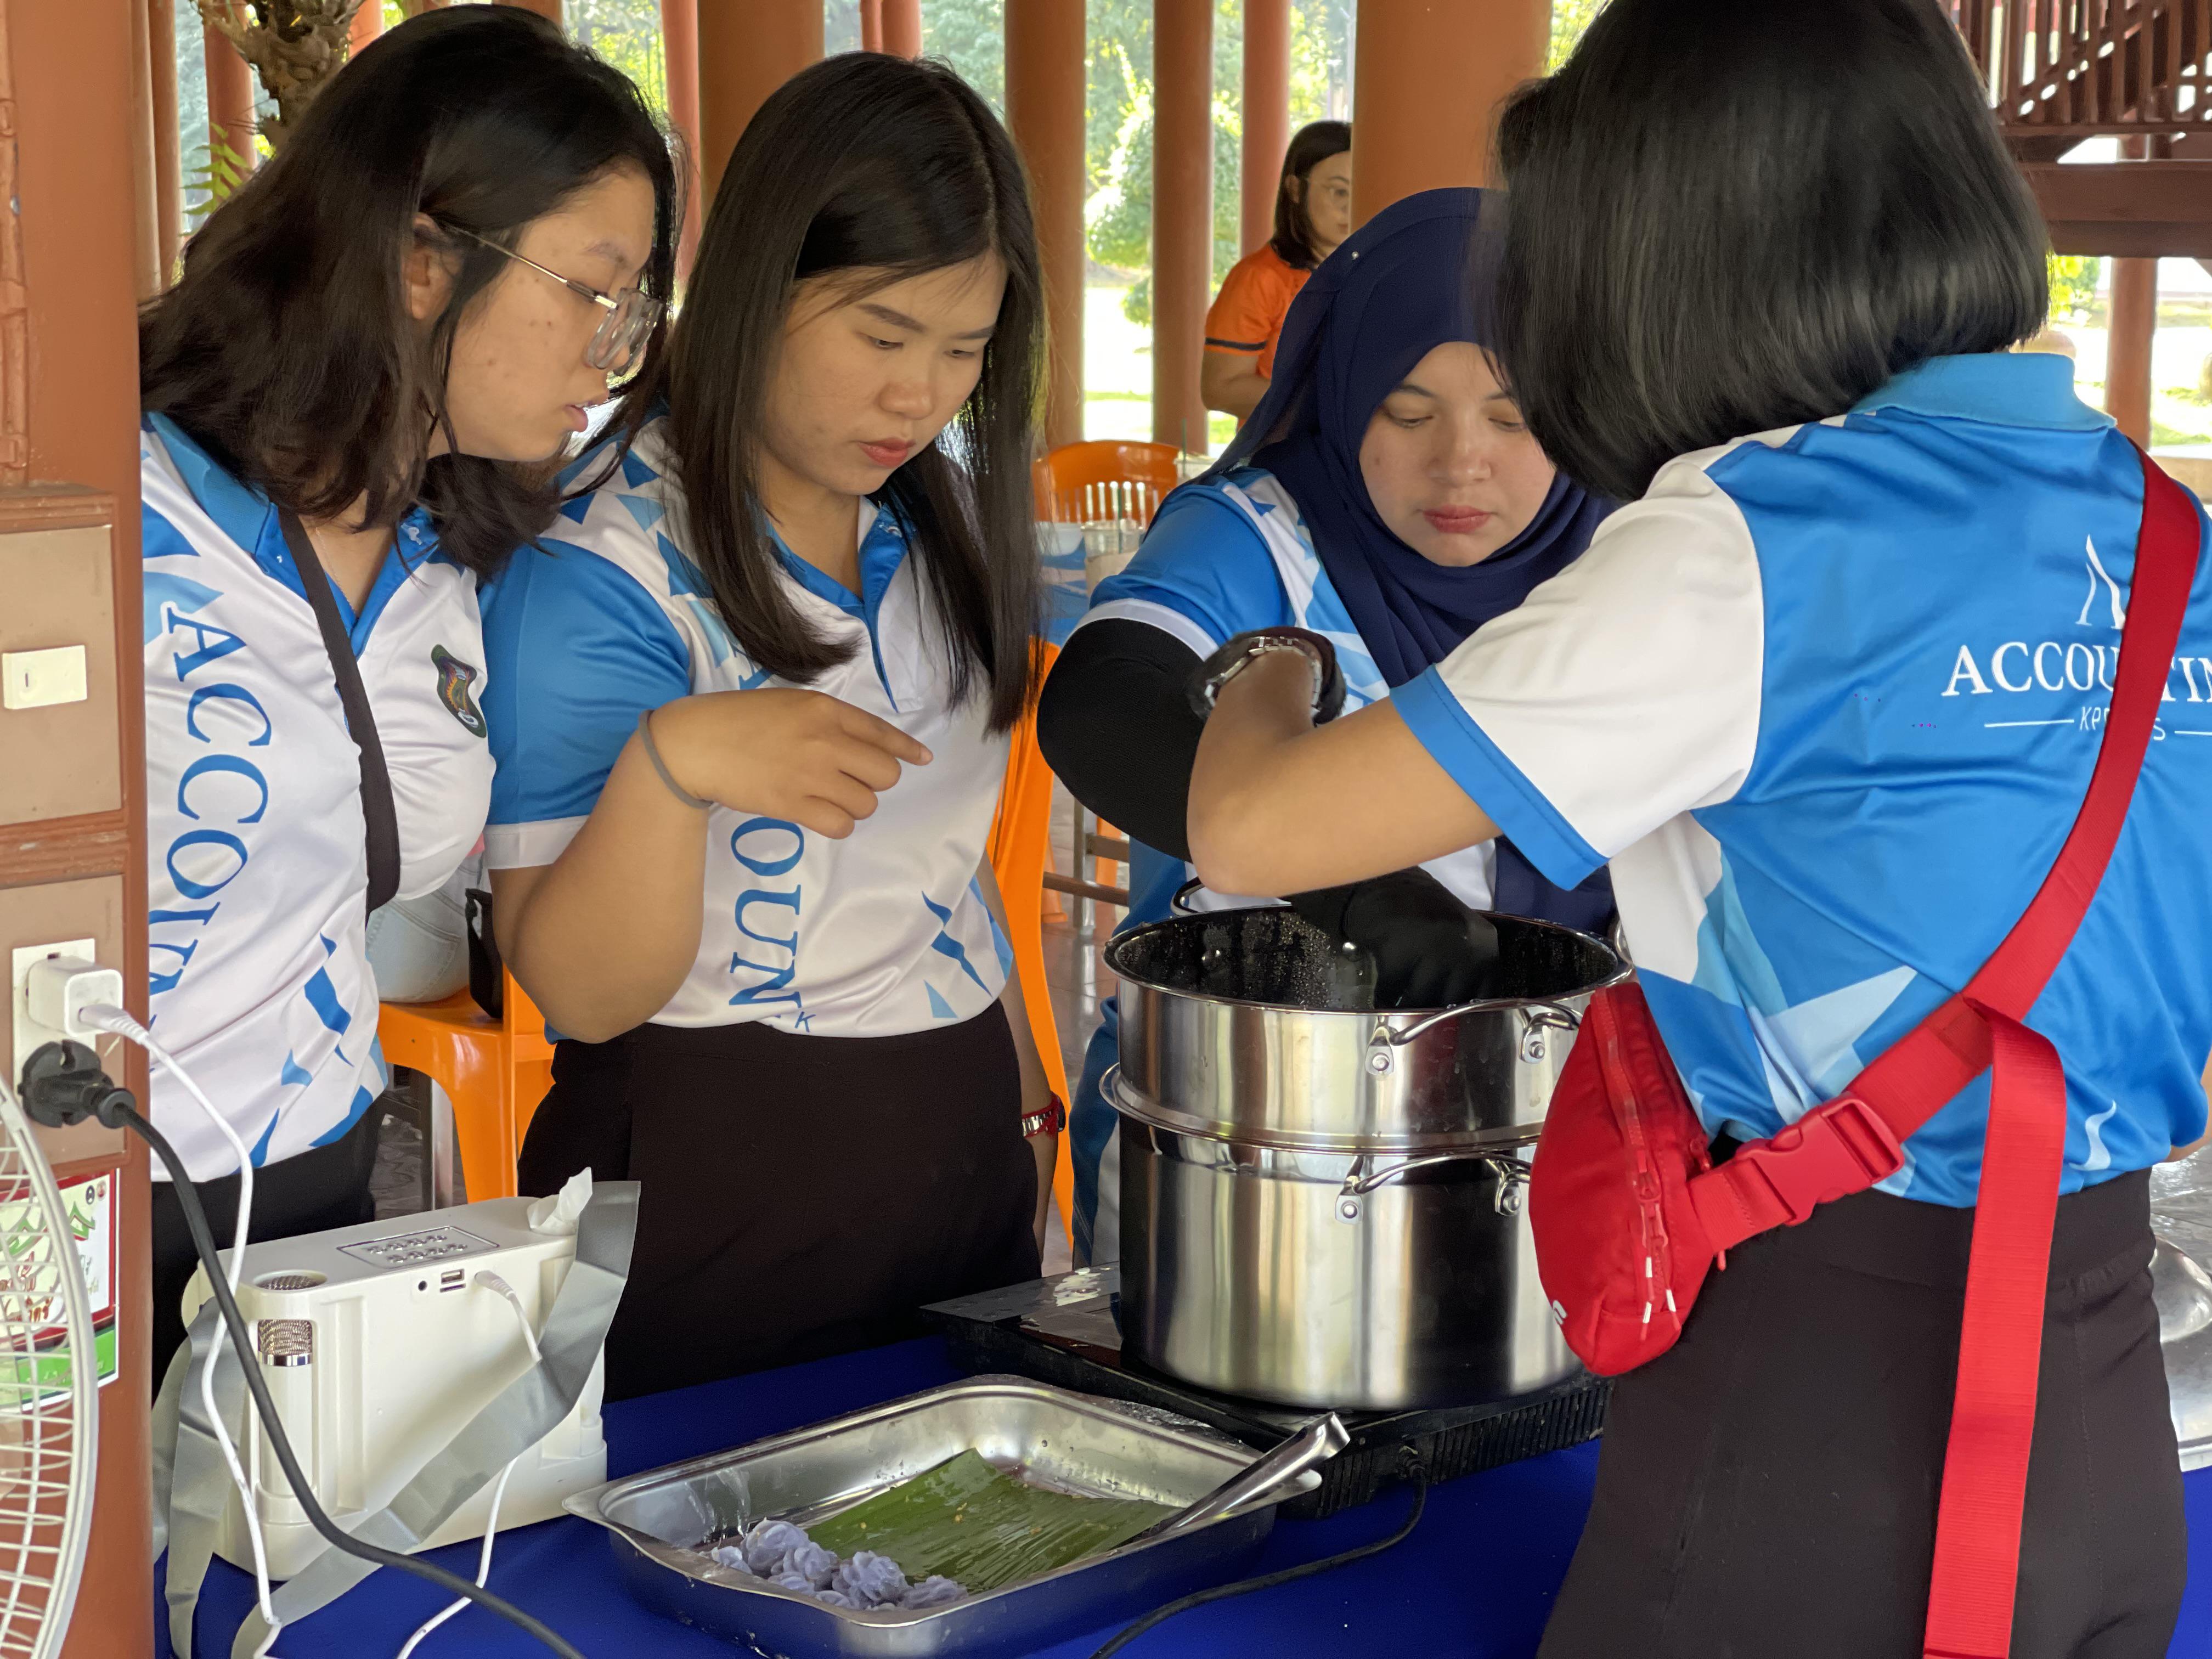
xmin=1526 ymin=447 xmax=2201 ymax=1659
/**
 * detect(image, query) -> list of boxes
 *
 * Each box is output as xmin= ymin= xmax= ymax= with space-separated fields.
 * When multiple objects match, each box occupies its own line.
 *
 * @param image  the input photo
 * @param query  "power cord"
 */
xmin=73 ymin=1005 xmax=285 ymax=1655
xmin=18 ymin=1040 xmax=589 ymax=1659
xmin=394 ymin=1271 xmax=541 ymax=1658
xmin=1087 ymin=1446 xmax=1432 ymax=1659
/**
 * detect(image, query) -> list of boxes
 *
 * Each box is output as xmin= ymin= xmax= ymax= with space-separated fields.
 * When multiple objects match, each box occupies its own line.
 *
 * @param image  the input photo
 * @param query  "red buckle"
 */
xmin=1727 ymin=1094 xmax=1907 ymax=1227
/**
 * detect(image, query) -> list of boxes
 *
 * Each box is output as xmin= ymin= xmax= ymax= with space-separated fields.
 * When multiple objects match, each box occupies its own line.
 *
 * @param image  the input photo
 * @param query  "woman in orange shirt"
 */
xmin=1202 ymin=120 xmax=1351 ymax=420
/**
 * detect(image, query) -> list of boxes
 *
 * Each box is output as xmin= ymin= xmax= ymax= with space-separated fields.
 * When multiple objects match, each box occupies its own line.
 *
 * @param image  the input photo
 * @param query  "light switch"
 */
xmin=1 ymin=645 xmax=88 ymax=710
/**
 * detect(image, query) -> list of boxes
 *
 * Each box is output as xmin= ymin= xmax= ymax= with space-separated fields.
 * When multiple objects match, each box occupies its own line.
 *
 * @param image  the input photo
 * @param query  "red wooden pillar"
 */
xmin=204 ymin=15 xmax=257 ymax=174
xmin=2107 ymin=258 xmax=2158 ymax=447
xmin=349 ymin=0 xmax=382 ymax=53
xmin=1153 ymin=0 xmax=1212 ymax=454
xmin=698 ymin=0 xmax=820 ymax=207
xmin=3 ymin=0 xmax=156 ymax=1652
xmin=1007 ymin=0 xmax=1086 ymax=448
xmin=662 ymin=0 xmax=702 ymax=283
xmin=860 ymin=0 xmax=883 ymax=53
xmin=1240 ymin=0 xmax=1291 ymax=255
xmin=149 ymin=0 xmax=180 ymax=279
xmin=882 ymin=0 xmax=922 ymax=58
xmin=2105 ymin=137 xmax=2164 ymax=448
xmin=1352 ymin=0 xmax=1548 ymax=221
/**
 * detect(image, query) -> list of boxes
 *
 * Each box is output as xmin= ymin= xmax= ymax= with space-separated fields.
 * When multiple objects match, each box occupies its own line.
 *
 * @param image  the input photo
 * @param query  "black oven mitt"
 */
xmin=1286 ymin=867 xmax=1502 ymax=1009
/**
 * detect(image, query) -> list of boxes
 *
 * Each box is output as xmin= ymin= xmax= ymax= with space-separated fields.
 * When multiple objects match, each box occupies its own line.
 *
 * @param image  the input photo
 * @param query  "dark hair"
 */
xmin=1270 ymin=121 xmax=1352 ymax=269
xmin=139 ymin=7 xmax=678 ymax=574
xmin=627 ymin=54 xmax=1042 ymax=732
xmin=1493 ymin=0 xmax=2048 ymax=503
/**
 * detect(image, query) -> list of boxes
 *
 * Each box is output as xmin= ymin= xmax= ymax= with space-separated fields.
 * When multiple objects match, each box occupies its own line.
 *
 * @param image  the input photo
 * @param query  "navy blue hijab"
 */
xmin=1207 ymin=188 xmax=1612 ymax=689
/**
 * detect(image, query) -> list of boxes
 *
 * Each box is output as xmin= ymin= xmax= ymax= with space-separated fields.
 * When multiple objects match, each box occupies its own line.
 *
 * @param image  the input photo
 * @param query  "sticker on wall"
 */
xmin=0 ymin=1169 xmax=121 ymax=1406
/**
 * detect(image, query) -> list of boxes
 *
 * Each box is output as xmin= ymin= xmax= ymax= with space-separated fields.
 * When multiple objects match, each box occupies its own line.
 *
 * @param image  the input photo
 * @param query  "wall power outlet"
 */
xmin=10 ymin=938 xmax=95 ymax=1094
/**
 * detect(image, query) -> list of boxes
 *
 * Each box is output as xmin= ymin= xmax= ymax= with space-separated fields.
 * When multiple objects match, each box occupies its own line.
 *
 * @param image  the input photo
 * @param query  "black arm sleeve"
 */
xmin=1036 ymin=619 xmax=1205 ymax=861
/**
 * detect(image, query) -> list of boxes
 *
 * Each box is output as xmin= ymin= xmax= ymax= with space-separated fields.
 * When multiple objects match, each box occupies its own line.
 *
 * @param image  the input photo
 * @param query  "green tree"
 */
xmin=566 ymin=0 xmax=667 ymax=115
xmin=2047 ymin=255 xmax=2102 ymax=320
xmin=1549 ymin=0 xmax=1608 ymax=69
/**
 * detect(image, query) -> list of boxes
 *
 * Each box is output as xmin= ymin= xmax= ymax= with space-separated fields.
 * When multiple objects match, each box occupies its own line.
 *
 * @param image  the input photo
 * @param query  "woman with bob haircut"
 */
xmin=1202 ymin=120 xmax=1352 ymax=421
xmin=138 ymin=5 xmax=673 ymax=1380
xmin=1176 ymin=0 xmax=2212 ymax=1651
xmin=480 ymin=52 xmax=1055 ymax=1399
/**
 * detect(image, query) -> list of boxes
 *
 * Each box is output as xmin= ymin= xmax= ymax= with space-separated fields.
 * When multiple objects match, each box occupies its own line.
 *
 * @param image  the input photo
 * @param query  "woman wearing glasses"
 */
xmin=136 ymin=7 xmax=674 ymax=1380
xmin=479 ymin=53 xmax=1054 ymax=1398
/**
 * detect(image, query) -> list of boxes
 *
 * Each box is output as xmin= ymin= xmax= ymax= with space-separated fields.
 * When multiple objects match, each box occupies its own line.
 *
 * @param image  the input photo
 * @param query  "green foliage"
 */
xmin=183 ymin=138 xmax=253 ymax=228
xmin=566 ymin=0 xmax=667 ymax=115
xmin=1085 ymin=93 xmax=1244 ymax=326
xmin=1549 ymin=0 xmax=1609 ymax=70
xmin=923 ymin=0 xmax=1006 ymax=115
xmin=2047 ymin=255 xmax=2102 ymax=320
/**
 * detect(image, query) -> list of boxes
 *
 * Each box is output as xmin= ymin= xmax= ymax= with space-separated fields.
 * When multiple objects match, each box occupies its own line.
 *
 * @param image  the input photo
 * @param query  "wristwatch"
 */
xmin=1022 ymin=1094 xmax=1068 ymax=1139
xmin=1187 ymin=628 xmax=1347 ymax=725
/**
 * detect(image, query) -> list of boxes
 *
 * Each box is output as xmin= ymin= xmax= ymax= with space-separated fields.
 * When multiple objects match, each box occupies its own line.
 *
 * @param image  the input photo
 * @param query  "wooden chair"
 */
xmin=377 ymin=969 xmax=555 ymax=1204
xmin=989 ymin=641 xmax=1081 ymax=1245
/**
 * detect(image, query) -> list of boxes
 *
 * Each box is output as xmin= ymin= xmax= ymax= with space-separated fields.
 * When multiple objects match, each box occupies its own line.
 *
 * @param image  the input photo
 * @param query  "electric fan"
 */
xmin=0 ymin=1081 xmax=99 ymax=1659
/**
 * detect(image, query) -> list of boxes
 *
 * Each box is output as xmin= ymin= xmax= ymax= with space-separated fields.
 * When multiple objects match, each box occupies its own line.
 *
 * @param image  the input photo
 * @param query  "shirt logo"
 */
xmin=431 ymin=645 xmax=486 ymax=738
xmin=1939 ymin=535 xmax=2212 ymax=737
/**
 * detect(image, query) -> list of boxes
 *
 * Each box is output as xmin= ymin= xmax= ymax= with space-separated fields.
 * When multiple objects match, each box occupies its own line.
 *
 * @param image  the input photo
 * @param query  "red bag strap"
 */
xmin=1688 ymin=448 xmax=2203 ymax=1249
xmin=1669 ymin=447 xmax=2199 ymax=1659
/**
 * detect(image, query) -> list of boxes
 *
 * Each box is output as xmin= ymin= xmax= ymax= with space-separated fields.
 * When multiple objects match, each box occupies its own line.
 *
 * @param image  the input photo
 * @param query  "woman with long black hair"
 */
xmin=1179 ymin=1 xmax=2212 ymax=1652
xmin=138 ymin=5 xmax=675 ymax=1380
xmin=482 ymin=53 xmax=1055 ymax=1398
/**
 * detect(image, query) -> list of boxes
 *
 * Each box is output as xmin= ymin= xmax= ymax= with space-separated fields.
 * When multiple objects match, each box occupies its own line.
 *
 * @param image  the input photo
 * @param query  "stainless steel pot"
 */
xmin=1104 ymin=907 xmax=1627 ymax=1151
xmin=1115 ymin=1095 xmax=1572 ymax=1409
xmin=1104 ymin=907 xmax=1623 ymax=1410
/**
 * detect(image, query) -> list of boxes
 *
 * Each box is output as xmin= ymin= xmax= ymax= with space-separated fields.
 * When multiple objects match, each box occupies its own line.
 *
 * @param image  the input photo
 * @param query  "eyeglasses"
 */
xmin=447 ymin=224 xmax=663 ymax=376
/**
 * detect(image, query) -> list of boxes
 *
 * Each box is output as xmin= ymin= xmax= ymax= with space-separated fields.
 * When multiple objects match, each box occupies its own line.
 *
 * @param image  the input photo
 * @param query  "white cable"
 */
xmin=78 ymin=1005 xmax=283 ymax=1656
xmin=394 ymin=1273 xmax=540 ymax=1658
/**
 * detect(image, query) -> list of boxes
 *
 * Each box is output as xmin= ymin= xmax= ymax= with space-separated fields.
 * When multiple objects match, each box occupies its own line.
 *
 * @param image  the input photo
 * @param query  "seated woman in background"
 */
xmin=481 ymin=53 xmax=1058 ymax=1399
xmin=1039 ymin=188 xmax=1615 ymax=1266
xmin=1200 ymin=120 xmax=1351 ymax=422
xmin=136 ymin=6 xmax=672 ymax=1380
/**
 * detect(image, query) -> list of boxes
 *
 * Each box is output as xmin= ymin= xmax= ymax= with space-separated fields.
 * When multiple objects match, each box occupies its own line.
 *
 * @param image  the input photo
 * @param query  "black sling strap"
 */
xmin=280 ymin=509 xmax=401 ymax=917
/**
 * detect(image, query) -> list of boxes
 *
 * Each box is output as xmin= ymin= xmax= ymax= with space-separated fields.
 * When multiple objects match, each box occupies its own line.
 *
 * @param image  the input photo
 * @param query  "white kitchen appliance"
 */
xmin=179 ymin=1195 xmax=608 ymax=1579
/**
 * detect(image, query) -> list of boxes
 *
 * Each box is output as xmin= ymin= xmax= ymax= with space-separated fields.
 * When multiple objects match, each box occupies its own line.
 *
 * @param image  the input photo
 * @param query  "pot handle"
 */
xmin=1171 ymin=877 xmax=1206 ymax=916
xmin=1335 ymin=1149 xmax=1532 ymax=1221
xmin=1370 ymin=997 xmax=1583 ymax=1052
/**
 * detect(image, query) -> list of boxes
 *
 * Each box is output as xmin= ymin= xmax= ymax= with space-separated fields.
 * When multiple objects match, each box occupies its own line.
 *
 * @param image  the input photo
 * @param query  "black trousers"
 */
xmin=149 ymin=1103 xmax=383 ymax=1389
xmin=1540 ymin=1167 xmax=2185 ymax=1658
xmin=519 ymin=1003 xmax=1041 ymax=1401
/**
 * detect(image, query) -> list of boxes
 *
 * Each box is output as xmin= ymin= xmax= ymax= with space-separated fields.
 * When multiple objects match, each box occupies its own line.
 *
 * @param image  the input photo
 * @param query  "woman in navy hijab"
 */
xmin=1037 ymin=187 xmax=1614 ymax=1265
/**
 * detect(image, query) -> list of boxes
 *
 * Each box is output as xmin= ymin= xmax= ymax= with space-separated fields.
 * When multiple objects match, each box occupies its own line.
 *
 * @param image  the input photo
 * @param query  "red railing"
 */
xmin=1952 ymin=0 xmax=2211 ymax=135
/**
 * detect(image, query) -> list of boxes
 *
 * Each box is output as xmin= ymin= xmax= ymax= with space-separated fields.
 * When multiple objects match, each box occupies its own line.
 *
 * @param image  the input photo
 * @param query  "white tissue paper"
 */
xmin=527 ymin=1168 xmax=594 ymax=1235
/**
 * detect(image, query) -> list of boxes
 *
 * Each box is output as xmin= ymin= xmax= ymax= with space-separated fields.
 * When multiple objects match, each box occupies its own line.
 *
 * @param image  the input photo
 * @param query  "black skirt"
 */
xmin=1538 ymin=1167 xmax=2185 ymax=1659
xmin=519 ymin=1002 xmax=1041 ymax=1399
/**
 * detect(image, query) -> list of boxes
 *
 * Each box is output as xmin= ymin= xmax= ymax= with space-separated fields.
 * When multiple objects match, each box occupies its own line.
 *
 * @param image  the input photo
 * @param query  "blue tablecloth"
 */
xmin=161 ymin=1336 xmax=2212 ymax=1657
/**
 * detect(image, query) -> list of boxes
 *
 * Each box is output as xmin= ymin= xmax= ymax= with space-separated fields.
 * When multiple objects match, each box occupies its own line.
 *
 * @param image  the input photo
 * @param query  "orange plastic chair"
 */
xmin=989 ymin=641 xmax=1080 ymax=1245
xmin=1032 ymin=440 xmax=1181 ymax=525
xmin=377 ymin=969 xmax=555 ymax=1203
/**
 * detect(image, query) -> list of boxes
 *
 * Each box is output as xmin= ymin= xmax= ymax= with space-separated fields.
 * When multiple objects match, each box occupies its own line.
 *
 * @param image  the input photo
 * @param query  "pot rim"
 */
xmin=1101 ymin=909 xmax=1629 ymax=1018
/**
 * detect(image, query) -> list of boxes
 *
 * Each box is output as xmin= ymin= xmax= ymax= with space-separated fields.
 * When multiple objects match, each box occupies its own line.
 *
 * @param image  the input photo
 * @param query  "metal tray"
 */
xmin=564 ymin=1374 xmax=1324 ymax=1657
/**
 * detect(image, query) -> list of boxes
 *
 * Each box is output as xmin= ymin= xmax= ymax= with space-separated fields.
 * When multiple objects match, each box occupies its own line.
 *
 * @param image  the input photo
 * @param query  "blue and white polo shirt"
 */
xmin=477 ymin=417 xmax=1011 ymax=1038
xmin=141 ymin=416 xmax=493 ymax=1180
xmin=1393 ymin=352 xmax=2212 ymax=1206
xmin=1084 ymin=466 xmax=1497 ymax=927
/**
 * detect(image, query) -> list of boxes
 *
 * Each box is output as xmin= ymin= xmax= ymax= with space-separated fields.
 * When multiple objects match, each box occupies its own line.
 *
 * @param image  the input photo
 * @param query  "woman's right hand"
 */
xmin=651 ymin=689 xmax=932 ymax=837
